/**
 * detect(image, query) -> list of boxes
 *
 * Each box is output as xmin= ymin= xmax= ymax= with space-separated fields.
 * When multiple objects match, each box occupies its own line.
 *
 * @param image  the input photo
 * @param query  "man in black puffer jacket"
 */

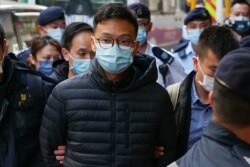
xmin=40 ymin=3 xmax=176 ymax=167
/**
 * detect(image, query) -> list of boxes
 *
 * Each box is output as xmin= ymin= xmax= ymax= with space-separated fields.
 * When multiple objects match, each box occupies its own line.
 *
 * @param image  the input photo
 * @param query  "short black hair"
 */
xmin=213 ymin=79 xmax=250 ymax=126
xmin=0 ymin=23 xmax=5 ymax=48
xmin=232 ymin=0 xmax=250 ymax=7
xmin=195 ymin=26 xmax=239 ymax=60
xmin=62 ymin=22 xmax=93 ymax=50
xmin=93 ymin=3 xmax=138 ymax=35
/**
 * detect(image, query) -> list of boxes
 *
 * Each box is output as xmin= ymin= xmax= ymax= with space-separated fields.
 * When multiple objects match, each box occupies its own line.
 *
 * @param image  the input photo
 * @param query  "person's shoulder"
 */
xmin=16 ymin=47 xmax=31 ymax=63
xmin=151 ymin=46 xmax=175 ymax=65
xmin=56 ymin=71 xmax=92 ymax=89
xmin=171 ymin=40 xmax=189 ymax=57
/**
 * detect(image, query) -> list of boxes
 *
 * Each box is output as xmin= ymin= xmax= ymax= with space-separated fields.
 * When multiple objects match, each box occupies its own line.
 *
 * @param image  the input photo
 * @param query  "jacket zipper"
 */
xmin=125 ymin=109 xmax=129 ymax=148
xmin=111 ymin=83 xmax=116 ymax=167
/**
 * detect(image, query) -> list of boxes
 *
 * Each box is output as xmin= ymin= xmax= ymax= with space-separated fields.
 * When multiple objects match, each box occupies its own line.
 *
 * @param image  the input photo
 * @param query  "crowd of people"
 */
xmin=0 ymin=0 xmax=250 ymax=167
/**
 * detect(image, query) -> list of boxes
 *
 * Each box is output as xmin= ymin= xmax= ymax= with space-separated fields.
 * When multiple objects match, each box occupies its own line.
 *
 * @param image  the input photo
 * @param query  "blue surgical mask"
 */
xmin=47 ymin=28 xmax=64 ymax=44
xmin=187 ymin=29 xmax=203 ymax=45
xmin=38 ymin=60 xmax=53 ymax=75
xmin=95 ymin=43 xmax=133 ymax=74
xmin=70 ymin=58 xmax=91 ymax=75
xmin=136 ymin=27 xmax=147 ymax=45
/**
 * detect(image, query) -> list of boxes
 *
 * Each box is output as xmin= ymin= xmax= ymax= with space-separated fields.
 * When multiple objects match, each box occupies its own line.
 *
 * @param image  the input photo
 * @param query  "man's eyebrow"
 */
xmin=99 ymin=33 xmax=132 ymax=38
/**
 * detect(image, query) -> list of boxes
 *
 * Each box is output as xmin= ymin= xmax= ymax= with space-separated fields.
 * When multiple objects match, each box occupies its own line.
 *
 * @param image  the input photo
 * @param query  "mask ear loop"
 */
xmin=197 ymin=57 xmax=206 ymax=86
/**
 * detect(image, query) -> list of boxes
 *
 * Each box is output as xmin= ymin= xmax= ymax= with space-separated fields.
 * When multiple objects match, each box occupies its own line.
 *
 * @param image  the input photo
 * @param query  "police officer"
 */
xmin=171 ymin=7 xmax=212 ymax=75
xmin=128 ymin=2 xmax=186 ymax=87
xmin=17 ymin=6 xmax=66 ymax=64
xmin=224 ymin=0 xmax=250 ymax=39
xmin=168 ymin=47 xmax=250 ymax=167
xmin=0 ymin=23 xmax=56 ymax=167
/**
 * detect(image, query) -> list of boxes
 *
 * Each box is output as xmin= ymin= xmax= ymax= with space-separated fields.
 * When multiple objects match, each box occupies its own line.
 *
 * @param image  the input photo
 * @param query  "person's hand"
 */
xmin=54 ymin=145 xmax=65 ymax=164
xmin=154 ymin=146 xmax=164 ymax=158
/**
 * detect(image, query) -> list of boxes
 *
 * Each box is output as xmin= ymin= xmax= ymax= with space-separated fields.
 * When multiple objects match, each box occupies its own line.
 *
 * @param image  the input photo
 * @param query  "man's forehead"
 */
xmin=94 ymin=19 xmax=136 ymax=37
xmin=49 ymin=19 xmax=65 ymax=25
xmin=137 ymin=18 xmax=149 ymax=22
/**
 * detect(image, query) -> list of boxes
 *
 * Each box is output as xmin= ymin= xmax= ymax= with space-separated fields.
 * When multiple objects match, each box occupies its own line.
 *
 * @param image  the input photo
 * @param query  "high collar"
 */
xmin=204 ymin=122 xmax=250 ymax=148
xmin=89 ymin=54 xmax=157 ymax=92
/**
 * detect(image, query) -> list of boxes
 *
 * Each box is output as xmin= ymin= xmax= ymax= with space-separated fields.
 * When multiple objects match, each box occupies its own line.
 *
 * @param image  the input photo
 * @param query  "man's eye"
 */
xmin=201 ymin=24 xmax=208 ymax=29
xmin=119 ymin=39 xmax=132 ymax=46
xmin=100 ymin=38 xmax=113 ymax=44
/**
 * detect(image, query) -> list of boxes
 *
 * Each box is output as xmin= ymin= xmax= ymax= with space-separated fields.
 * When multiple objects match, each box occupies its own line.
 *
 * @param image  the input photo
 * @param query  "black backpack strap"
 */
xmin=26 ymin=73 xmax=44 ymax=108
xmin=0 ymin=98 xmax=9 ymax=124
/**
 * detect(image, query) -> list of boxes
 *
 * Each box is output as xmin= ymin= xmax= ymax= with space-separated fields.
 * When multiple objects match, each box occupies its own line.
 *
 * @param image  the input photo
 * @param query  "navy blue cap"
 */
xmin=240 ymin=35 xmax=250 ymax=47
xmin=184 ymin=7 xmax=212 ymax=25
xmin=128 ymin=2 xmax=150 ymax=19
xmin=38 ymin=6 xmax=65 ymax=26
xmin=215 ymin=47 xmax=250 ymax=99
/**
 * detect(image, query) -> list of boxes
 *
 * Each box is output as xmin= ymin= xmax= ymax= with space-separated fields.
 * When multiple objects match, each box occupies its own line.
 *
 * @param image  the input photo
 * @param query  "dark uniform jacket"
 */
xmin=40 ymin=54 xmax=177 ymax=167
xmin=171 ymin=122 xmax=250 ymax=167
xmin=174 ymin=71 xmax=195 ymax=159
xmin=0 ymin=53 xmax=56 ymax=167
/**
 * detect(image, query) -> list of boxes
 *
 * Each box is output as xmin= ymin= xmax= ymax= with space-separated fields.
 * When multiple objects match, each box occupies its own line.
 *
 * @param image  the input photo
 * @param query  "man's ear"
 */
xmin=147 ymin=21 xmax=153 ymax=32
xmin=61 ymin=48 xmax=70 ymax=61
xmin=193 ymin=56 xmax=199 ymax=72
xmin=208 ymin=91 xmax=214 ymax=107
xmin=3 ymin=39 xmax=7 ymax=54
xmin=29 ymin=54 xmax=36 ymax=66
xmin=132 ymin=41 xmax=139 ymax=58
xmin=37 ymin=25 xmax=47 ymax=36
xmin=90 ymin=36 xmax=96 ymax=52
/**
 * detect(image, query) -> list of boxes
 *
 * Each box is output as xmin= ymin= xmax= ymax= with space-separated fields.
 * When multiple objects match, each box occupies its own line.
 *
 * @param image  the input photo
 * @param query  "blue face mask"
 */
xmin=38 ymin=60 xmax=53 ymax=75
xmin=47 ymin=28 xmax=64 ymax=44
xmin=187 ymin=29 xmax=203 ymax=45
xmin=95 ymin=43 xmax=133 ymax=74
xmin=70 ymin=58 xmax=91 ymax=75
xmin=136 ymin=27 xmax=147 ymax=45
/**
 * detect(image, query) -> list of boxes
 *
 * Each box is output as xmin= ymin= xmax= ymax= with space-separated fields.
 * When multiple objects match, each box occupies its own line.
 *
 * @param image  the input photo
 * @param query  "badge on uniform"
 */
xmin=18 ymin=90 xmax=32 ymax=109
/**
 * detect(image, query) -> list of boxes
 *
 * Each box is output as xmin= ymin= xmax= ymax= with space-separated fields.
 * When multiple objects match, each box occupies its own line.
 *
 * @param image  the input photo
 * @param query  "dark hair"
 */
xmin=195 ymin=26 xmax=239 ymax=60
xmin=232 ymin=0 xmax=250 ymax=7
xmin=62 ymin=22 xmax=93 ymax=50
xmin=93 ymin=3 xmax=138 ymax=35
xmin=0 ymin=24 xmax=5 ymax=48
xmin=213 ymin=79 xmax=250 ymax=126
xmin=31 ymin=35 xmax=62 ymax=60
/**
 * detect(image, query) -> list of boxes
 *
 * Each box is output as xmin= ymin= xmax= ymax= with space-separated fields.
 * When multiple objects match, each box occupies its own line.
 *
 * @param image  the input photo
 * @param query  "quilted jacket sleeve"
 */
xmin=40 ymin=84 xmax=66 ymax=167
xmin=156 ymin=90 xmax=177 ymax=167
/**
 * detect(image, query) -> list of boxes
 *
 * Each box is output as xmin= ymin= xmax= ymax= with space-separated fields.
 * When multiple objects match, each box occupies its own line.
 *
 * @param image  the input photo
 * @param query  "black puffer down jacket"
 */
xmin=40 ymin=54 xmax=177 ymax=167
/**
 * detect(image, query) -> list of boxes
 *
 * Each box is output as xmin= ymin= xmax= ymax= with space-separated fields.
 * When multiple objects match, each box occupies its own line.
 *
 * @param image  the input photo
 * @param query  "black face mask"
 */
xmin=232 ymin=20 xmax=250 ymax=37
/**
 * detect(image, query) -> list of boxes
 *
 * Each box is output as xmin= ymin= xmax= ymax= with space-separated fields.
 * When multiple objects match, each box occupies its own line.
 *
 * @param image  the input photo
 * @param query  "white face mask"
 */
xmin=197 ymin=59 xmax=214 ymax=92
xmin=232 ymin=15 xmax=249 ymax=22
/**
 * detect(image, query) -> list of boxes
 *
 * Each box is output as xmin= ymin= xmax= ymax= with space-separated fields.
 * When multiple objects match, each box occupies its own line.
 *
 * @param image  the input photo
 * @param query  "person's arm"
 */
xmin=156 ymin=91 xmax=177 ymax=167
xmin=40 ymin=85 xmax=66 ymax=167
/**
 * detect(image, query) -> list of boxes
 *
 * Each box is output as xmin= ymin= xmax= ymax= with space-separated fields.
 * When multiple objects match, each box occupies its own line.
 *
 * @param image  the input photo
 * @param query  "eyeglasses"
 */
xmin=95 ymin=37 xmax=135 ymax=51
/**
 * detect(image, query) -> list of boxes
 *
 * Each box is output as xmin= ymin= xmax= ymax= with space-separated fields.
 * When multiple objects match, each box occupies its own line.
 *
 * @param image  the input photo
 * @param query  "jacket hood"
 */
xmin=89 ymin=53 xmax=158 ymax=92
xmin=1 ymin=53 xmax=57 ymax=85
